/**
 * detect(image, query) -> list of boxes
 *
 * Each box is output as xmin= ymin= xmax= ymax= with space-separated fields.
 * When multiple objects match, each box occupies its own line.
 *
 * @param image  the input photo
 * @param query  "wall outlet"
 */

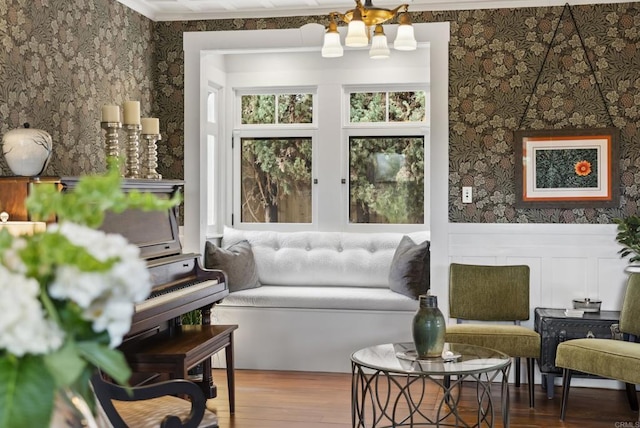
xmin=462 ymin=186 xmax=472 ymax=203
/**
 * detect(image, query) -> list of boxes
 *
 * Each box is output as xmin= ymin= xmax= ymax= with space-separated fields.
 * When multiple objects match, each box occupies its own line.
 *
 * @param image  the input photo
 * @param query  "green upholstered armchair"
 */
xmin=556 ymin=273 xmax=640 ymax=422
xmin=444 ymin=263 xmax=540 ymax=408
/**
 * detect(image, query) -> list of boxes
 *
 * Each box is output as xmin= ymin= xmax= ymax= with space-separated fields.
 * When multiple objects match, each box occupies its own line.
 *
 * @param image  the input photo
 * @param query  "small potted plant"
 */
xmin=614 ymin=216 xmax=640 ymax=271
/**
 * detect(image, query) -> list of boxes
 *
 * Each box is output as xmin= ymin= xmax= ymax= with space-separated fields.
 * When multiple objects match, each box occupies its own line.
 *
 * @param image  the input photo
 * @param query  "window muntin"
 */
xmin=349 ymin=136 xmax=424 ymax=224
xmin=241 ymin=93 xmax=313 ymax=125
xmin=349 ymin=91 xmax=426 ymax=123
xmin=240 ymin=137 xmax=312 ymax=223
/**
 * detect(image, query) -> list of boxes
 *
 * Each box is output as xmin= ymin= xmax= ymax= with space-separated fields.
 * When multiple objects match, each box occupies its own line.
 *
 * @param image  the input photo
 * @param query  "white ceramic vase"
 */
xmin=2 ymin=123 xmax=53 ymax=176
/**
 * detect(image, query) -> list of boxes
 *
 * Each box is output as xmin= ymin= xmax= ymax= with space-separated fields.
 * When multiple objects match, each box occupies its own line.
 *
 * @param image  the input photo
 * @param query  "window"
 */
xmin=240 ymin=137 xmax=312 ymax=223
xmin=347 ymin=87 xmax=427 ymax=226
xmin=241 ymin=93 xmax=313 ymax=124
xmin=349 ymin=136 xmax=424 ymax=224
xmin=350 ymin=90 xmax=426 ymax=123
xmin=235 ymin=90 xmax=315 ymax=225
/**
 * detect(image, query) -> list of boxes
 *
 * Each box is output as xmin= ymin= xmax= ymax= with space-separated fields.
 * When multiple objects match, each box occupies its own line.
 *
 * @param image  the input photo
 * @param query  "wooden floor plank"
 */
xmin=206 ymin=369 xmax=638 ymax=428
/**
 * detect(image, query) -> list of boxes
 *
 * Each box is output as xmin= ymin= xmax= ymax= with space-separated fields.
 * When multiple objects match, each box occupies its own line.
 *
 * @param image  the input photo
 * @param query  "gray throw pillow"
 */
xmin=388 ymin=235 xmax=430 ymax=299
xmin=204 ymin=240 xmax=260 ymax=292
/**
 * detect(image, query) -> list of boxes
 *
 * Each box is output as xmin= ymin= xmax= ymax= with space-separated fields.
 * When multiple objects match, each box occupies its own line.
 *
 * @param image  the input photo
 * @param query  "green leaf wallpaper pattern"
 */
xmin=0 ymin=0 xmax=154 ymax=177
xmin=1 ymin=2 xmax=639 ymax=224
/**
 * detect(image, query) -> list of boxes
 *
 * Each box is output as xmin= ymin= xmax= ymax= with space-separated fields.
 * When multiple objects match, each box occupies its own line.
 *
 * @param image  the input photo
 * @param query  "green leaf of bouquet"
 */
xmin=76 ymin=342 xmax=131 ymax=386
xmin=0 ymin=355 xmax=55 ymax=428
xmin=43 ymin=340 xmax=87 ymax=387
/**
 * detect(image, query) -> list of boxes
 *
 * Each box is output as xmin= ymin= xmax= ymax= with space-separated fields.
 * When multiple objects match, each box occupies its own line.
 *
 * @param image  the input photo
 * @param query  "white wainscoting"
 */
xmin=446 ymin=222 xmax=629 ymax=390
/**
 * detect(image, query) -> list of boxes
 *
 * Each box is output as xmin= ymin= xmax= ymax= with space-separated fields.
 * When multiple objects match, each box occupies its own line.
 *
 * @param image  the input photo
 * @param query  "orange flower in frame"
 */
xmin=575 ymin=160 xmax=592 ymax=176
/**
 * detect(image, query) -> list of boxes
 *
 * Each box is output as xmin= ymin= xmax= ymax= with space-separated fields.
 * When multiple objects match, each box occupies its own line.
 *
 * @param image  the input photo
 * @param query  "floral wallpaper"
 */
xmin=2 ymin=1 xmax=639 ymax=224
xmin=0 ymin=0 xmax=154 ymax=177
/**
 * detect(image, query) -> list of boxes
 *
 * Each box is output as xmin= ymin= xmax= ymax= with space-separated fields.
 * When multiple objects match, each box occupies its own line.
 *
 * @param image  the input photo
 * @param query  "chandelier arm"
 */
xmin=329 ymin=11 xmax=348 ymax=24
xmin=389 ymin=4 xmax=410 ymax=17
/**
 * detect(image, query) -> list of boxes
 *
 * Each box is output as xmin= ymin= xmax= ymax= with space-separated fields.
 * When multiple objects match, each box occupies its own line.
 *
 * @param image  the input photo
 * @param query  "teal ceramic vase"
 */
xmin=412 ymin=293 xmax=446 ymax=359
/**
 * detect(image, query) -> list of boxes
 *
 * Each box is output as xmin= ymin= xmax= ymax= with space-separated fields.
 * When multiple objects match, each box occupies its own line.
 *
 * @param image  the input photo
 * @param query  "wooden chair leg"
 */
xmin=560 ymin=369 xmax=572 ymax=421
xmin=626 ymin=383 xmax=639 ymax=411
xmin=514 ymin=356 xmax=521 ymax=387
xmin=226 ymin=336 xmax=236 ymax=414
xmin=527 ymin=357 xmax=535 ymax=408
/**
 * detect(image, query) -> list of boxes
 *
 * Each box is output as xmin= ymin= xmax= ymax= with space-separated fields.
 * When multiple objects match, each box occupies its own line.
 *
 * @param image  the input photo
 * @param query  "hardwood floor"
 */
xmin=206 ymin=369 xmax=638 ymax=428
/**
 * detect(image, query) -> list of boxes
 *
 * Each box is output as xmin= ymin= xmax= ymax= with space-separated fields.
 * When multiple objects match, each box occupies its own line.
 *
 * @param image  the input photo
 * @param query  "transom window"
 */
xmin=241 ymin=93 xmax=314 ymax=124
xmin=349 ymin=90 xmax=426 ymax=123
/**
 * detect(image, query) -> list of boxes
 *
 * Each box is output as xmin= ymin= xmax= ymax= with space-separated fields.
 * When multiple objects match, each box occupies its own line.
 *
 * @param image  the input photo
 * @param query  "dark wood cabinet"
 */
xmin=0 ymin=176 xmax=61 ymax=221
xmin=534 ymin=307 xmax=620 ymax=399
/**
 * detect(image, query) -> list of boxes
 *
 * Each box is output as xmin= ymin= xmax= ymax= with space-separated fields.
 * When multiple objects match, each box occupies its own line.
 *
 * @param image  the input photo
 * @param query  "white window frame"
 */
xmin=236 ymin=87 xmax=317 ymax=129
xmin=232 ymin=127 xmax=317 ymax=230
xmin=342 ymin=84 xmax=430 ymax=232
xmin=344 ymin=85 xmax=430 ymax=127
xmin=204 ymin=83 xmax=222 ymax=237
xmin=231 ymin=87 xmax=318 ymax=230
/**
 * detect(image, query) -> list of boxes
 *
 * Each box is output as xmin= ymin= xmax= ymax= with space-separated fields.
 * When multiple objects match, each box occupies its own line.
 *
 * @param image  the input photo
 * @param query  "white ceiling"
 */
xmin=115 ymin=0 xmax=630 ymax=21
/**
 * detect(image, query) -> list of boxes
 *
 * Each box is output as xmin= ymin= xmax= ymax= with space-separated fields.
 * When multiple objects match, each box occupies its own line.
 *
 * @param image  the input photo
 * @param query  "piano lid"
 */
xmin=61 ymin=178 xmax=184 ymax=260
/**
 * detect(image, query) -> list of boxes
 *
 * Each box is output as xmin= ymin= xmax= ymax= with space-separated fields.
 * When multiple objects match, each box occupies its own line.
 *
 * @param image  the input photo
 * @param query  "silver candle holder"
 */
xmin=101 ymin=121 xmax=122 ymax=163
xmin=123 ymin=123 xmax=141 ymax=178
xmin=142 ymin=133 xmax=162 ymax=180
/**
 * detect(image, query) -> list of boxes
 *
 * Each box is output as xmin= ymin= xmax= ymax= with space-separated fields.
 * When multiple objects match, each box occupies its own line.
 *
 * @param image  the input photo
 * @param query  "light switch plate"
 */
xmin=462 ymin=186 xmax=472 ymax=203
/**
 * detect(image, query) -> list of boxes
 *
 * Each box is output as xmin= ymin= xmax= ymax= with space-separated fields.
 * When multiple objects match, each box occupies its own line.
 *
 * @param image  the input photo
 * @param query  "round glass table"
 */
xmin=351 ymin=342 xmax=511 ymax=428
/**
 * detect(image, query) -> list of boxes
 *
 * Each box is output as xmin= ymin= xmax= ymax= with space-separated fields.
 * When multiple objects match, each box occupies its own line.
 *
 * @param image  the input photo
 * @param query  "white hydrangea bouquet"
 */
xmin=0 ymin=163 xmax=180 ymax=427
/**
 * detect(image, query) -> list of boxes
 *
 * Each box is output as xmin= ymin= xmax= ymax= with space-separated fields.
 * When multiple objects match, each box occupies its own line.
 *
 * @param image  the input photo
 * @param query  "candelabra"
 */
xmin=142 ymin=133 xmax=162 ymax=179
xmin=101 ymin=121 xmax=122 ymax=165
xmin=123 ymin=124 xmax=141 ymax=178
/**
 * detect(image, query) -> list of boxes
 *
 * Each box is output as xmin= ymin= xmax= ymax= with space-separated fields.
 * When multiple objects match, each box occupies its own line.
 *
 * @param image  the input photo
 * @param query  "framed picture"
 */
xmin=514 ymin=128 xmax=619 ymax=208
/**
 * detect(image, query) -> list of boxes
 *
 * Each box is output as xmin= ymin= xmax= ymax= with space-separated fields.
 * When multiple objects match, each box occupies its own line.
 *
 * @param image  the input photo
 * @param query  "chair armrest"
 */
xmin=90 ymin=373 xmax=207 ymax=428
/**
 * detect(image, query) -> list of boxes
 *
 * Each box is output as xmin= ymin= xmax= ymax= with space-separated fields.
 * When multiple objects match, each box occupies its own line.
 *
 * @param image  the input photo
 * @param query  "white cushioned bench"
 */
xmin=209 ymin=227 xmax=430 ymax=373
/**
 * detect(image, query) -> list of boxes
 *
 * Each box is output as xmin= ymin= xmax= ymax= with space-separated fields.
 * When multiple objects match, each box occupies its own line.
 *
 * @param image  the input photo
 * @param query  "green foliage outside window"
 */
xmin=241 ymin=137 xmax=312 ymax=223
xmin=278 ymin=94 xmax=313 ymax=124
xmin=350 ymin=92 xmax=386 ymax=122
xmin=241 ymin=93 xmax=313 ymax=124
xmin=350 ymin=91 xmax=426 ymax=123
xmin=349 ymin=137 xmax=424 ymax=224
xmin=241 ymin=94 xmax=275 ymax=124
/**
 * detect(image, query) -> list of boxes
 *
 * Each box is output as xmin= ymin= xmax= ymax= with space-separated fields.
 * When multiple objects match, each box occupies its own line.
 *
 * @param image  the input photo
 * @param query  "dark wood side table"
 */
xmin=534 ymin=307 xmax=620 ymax=399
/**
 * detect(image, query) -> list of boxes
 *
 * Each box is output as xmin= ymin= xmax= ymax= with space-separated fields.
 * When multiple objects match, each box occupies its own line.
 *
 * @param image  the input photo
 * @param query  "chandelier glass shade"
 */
xmin=321 ymin=0 xmax=416 ymax=59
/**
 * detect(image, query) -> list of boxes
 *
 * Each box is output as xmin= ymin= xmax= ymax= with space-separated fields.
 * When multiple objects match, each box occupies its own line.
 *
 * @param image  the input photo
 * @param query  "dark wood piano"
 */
xmin=61 ymin=177 xmax=229 ymax=397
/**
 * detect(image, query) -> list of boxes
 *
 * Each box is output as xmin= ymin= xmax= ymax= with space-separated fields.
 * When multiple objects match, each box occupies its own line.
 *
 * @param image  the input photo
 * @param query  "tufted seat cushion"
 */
xmin=556 ymin=338 xmax=640 ymax=385
xmin=445 ymin=324 xmax=541 ymax=358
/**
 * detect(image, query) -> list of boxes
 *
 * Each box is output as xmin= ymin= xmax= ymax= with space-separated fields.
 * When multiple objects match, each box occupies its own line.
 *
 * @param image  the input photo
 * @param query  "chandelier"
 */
xmin=321 ymin=0 xmax=417 ymax=59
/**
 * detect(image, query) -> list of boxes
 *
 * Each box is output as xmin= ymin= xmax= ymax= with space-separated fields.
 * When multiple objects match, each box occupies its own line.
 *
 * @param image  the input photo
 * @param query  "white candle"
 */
xmin=141 ymin=117 xmax=160 ymax=135
xmin=101 ymin=105 xmax=120 ymax=122
xmin=123 ymin=101 xmax=141 ymax=125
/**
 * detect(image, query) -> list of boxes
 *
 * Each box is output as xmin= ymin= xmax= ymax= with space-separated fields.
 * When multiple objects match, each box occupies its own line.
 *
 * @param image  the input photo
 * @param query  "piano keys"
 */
xmin=131 ymin=252 xmax=227 ymax=336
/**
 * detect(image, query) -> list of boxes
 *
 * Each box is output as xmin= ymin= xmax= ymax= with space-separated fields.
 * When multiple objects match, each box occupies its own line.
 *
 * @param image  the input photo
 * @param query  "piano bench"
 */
xmin=123 ymin=324 xmax=238 ymax=414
